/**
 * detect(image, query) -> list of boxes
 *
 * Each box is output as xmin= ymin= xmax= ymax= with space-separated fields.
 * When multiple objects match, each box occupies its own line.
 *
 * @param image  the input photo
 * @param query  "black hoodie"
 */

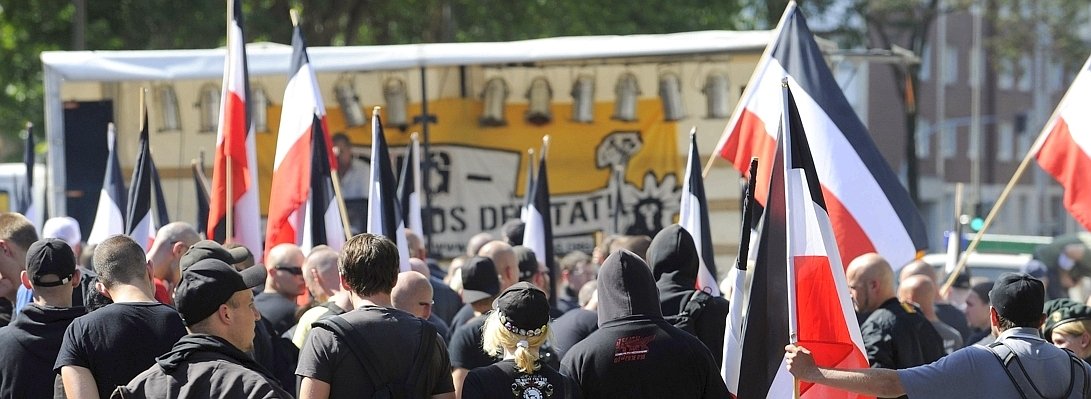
xmin=560 ymin=250 xmax=728 ymax=399
xmin=647 ymin=224 xmax=730 ymax=366
xmin=0 ymin=304 xmax=84 ymax=398
xmin=112 ymin=334 xmax=293 ymax=399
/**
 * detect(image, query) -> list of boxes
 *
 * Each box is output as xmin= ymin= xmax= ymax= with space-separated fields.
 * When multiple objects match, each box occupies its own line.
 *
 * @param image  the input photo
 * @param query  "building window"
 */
xmin=998 ymin=59 xmax=1015 ymax=90
xmin=997 ymin=121 xmax=1013 ymax=162
xmin=1017 ymin=57 xmax=1033 ymax=92
xmin=916 ymin=119 xmax=931 ymax=158
xmin=1015 ymin=113 xmax=1032 ymax=156
xmin=944 ymin=45 xmax=959 ymax=86
xmin=196 ymin=83 xmax=221 ymax=133
xmin=155 ymin=84 xmax=182 ymax=132
xmin=941 ymin=124 xmax=957 ymax=159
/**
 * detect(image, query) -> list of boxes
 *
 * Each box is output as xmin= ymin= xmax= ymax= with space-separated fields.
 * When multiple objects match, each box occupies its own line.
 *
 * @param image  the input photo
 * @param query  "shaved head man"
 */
xmin=255 ymin=243 xmax=305 ymax=335
xmin=478 ymin=241 xmax=518 ymax=291
xmin=900 ymin=259 xmax=972 ymax=344
xmin=899 ymin=275 xmax=963 ymax=353
xmin=304 ymin=247 xmax=340 ymax=304
xmin=848 ymin=253 xmax=945 ymax=370
xmin=392 ymin=271 xmax=434 ymax=320
xmin=146 ymin=222 xmax=201 ymax=304
xmin=466 ymin=233 xmax=494 ymax=257
xmin=898 ymin=260 xmax=935 ymax=285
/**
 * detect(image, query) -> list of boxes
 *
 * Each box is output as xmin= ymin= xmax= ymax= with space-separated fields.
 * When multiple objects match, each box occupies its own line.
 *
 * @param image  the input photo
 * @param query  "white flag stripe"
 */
xmin=273 ymin=63 xmax=322 ymax=169
xmin=1049 ymin=66 xmax=1091 ymax=153
xmin=523 ymin=204 xmax=547 ymax=266
xmin=87 ymin=189 xmax=124 ymax=246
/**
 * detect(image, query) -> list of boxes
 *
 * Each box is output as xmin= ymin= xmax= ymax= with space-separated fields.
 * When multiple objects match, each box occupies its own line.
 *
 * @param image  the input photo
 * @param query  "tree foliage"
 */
xmin=0 ymin=0 xmax=749 ymax=161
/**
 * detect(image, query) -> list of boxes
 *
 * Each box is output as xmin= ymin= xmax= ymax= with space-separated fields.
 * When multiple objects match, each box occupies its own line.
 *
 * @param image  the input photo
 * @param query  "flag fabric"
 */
xmin=208 ymin=0 xmax=263 ymax=263
xmin=398 ymin=134 xmax=423 ymax=237
xmin=301 ymin=114 xmax=345 ymax=252
xmin=721 ymin=158 xmax=759 ymax=393
xmin=1034 ymin=55 xmax=1091 ymax=231
xmin=520 ymin=149 xmax=535 ymax=222
xmin=126 ymin=105 xmax=155 ymax=252
xmin=679 ymin=130 xmax=720 ymax=296
xmin=87 ymin=123 xmax=127 ymax=246
xmin=712 ymin=1 xmax=928 ymax=269
xmin=266 ymin=20 xmax=344 ymax=255
xmin=148 ymin=153 xmax=170 ymax=245
xmin=366 ymin=110 xmax=411 ymax=271
xmin=17 ymin=123 xmax=38 ymax=227
xmin=732 ymin=82 xmax=869 ymax=399
xmin=192 ymin=160 xmax=211 ymax=237
xmin=522 ymin=145 xmax=556 ymax=302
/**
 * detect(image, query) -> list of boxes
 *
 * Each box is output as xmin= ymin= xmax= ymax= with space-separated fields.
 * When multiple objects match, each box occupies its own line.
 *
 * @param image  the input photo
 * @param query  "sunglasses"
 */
xmin=275 ymin=266 xmax=304 ymax=276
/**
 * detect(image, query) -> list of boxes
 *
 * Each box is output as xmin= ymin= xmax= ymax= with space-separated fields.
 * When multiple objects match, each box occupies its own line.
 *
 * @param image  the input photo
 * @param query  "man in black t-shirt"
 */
xmin=255 ymin=244 xmax=305 ymax=336
xmin=0 ymin=239 xmax=85 ymax=398
xmin=447 ymin=257 xmax=501 ymax=393
xmin=55 ymin=235 xmax=187 ymax=399
xmin=551 ymin=284 xmax=598 ymax=360
xmin=296 ymin=234 xmax=454 ymax=399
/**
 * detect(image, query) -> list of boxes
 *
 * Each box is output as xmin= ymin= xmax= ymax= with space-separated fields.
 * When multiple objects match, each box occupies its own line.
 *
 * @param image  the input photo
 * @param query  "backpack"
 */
xmin=313 ymin=312 xmax=436 ymax=399
xmin=987 ymin=339 xmax=1090 ymax=399
xmin=664 ymin=289 xmax=714 ymax=335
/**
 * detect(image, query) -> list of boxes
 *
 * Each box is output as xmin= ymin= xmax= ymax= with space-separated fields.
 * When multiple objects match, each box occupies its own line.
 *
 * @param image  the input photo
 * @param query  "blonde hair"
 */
xmin=1055 ymin=319 xmax=1091 ymax=337
xmin=481 ymin=310 xmax=551 ymax=373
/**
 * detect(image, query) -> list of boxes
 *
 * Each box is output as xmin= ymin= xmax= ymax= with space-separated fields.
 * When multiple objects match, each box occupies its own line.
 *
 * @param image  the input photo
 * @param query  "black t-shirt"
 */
xmin=448 ymin=316 xmax=498 ymax=370
xmin=450 ymin=303 xmax=476 ymax=329
xmin=296 ymin=305 xmax=454 ymax=398
xmin=254 ymin=292 xmax=298 ymax=336
xmin=560 ymin=318 xmax=728 ymax=399
xmin=935 ymin=302 xmax=971 ymax=342
xmin=430 ymin=276 xmax=462 ymax=326
xmin=463 ymin=359 xmax=581 ymax=399
xmin=54 ymin=302 xmax=186 ymax=399
xmin=0 ymin=298 xmax=13 ymax=328
xmin=550 ymin=308 xmax=598 ymax=360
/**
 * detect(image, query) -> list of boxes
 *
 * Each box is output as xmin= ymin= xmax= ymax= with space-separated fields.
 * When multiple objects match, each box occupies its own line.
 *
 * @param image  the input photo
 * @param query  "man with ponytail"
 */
xmin=461 ymin=282 xmax=578 ymax=399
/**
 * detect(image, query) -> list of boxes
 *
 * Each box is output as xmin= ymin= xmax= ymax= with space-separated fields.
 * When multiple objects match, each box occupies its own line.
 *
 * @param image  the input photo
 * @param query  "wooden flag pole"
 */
xmin=330 ymin=169 xmax=353 ymax=241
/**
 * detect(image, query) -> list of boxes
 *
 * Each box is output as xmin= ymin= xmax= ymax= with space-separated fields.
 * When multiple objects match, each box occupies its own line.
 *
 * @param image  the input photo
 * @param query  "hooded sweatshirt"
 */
xmin=647 ymin=224 xmax=730 ymax=366
xmin=112 ymin=334 xmax=292 ymax=399
xmin=560 ymin=250 xmax=728 ymax=399
xmin=0 ymin=304 xmax=84 ymax=398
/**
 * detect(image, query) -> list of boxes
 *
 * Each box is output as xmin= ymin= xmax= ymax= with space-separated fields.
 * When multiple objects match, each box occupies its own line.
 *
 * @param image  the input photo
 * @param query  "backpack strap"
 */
xmin=313 ymin=315 xmax=390 ymax=389
xmin=986 ymin=341 xmax=1031 ymax=399
xmin=987 ymin=339 xmax=1080 ymax=399
xmin=403 ymin=318 xmax=437 ymax=392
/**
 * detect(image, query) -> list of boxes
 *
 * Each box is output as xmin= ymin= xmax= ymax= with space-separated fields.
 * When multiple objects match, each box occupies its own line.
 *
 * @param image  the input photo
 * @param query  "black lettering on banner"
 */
xmin=569 ymin=200 xmax=588 ymax=225
xmin=480 ymin=206 xmax=499 ymax=231
xmin=450 ymin=206 xmax=466 ymax=232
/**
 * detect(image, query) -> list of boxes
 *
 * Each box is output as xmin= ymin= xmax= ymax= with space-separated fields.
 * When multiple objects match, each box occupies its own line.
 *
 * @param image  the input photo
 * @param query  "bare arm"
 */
xmin=451 ymin=368 xmax=468 ymax=399
xmin=298 ymin=377 xmax=331 ymax=399
xmin=785 ymin=345 xmax=906 ymax=398
xmin=60 ymin=366 xmax=99 ymax=399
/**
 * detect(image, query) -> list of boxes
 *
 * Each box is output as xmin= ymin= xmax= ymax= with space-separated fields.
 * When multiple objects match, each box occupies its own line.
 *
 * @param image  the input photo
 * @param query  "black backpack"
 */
xmin=664 ymin=289 xmax=714 ymax=335
xmin=313 ymin=313 xmax=436 ymax=399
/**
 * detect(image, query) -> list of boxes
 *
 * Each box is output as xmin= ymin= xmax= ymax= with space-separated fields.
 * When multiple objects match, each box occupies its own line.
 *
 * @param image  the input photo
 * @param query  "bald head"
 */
xmin=392 ymin=271 xmax=433 ymax=319
xmin=409 ymin=257 xmax=430 ymax=276
xmin=479 ymin=240 xmax=518 ymax=290
xmin=147 ymin=222 xmax=201 ymax=283
xmin=266 ymin=243 xmax=306 ymax=297
xmin=304 ymin=247 xmax=341 ymax=302
xmin=899 ymin=260 xmax=935 ymax=284
xmin=466 ymin=233 xmax=494 ymax=257
xmin=846 ymin=253 xmax=895 ymax=313
xmin=406 ymin=230 xmax=426 ymax=260
xmin=898 ymin=275 xmax=936 ymax=318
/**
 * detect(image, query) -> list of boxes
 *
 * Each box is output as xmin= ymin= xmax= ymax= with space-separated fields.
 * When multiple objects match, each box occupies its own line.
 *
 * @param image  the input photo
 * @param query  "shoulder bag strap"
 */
xmin=404 ymin=318 xmax=437 ymax=388
xmin=987 ymin=341 xmax=1031 ymax=399
xmin=314 ymin=315 xmax=390 ymax=387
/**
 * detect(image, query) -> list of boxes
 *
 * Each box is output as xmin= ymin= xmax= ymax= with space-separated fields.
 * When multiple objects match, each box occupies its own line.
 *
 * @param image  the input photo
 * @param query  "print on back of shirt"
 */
xmin=613 ymin=335 xmax=654 ymax=363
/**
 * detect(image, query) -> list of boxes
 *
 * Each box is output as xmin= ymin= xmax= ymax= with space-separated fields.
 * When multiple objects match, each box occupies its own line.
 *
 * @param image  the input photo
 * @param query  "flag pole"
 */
xmin=703 ymin=0 xmax=798 ymax=179
xmin=540 ymin=135 xmax=551 ymax=161
xmin=780 ymin=77 xmax=802 ymax=399
xmin=328 ymin=115 xmax=354 ymax=241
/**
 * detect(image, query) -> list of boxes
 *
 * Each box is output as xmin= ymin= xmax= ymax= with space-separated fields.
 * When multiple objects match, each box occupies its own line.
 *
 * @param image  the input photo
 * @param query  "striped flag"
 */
xmin=126 ymin=102 xmax=155 ymax=252
xmin=520 ymin=148 xmax=535 ymax=222
xmin=712 ymin=1 xmax=928 ymax=269
xmin=367 ymin=110 xmax=411 ymax=271
xmin=398 ymin=134 xmax=423 ymax=236
xmin=267 ymin=18 xmax=344 ymax=255
xmin=300 ymin=114 xmax=345 ymax=252
xmin=17 ymin=122 xmax=39 ymax=228
xmin=522 ymin=141 xmax=556 ymax=303
xmin=192 ymin=159 xmax=211 ymax=237
xmin=87 ymin=123 xmax=127 ymax=246
xmin=208 ymin=0 xmax=263 ymax=262
xmin=732 ymin=81 xmax=869 ymax=399
xmin=679 ymin=129 xmax=720 ymax=296
xmin=721 ymin=158 xmax=759 ymax=393
xmin=150 ymin=155 xmax=170 ymax=239
xmin=1035 ymin=55 xmax=1091 ymax=231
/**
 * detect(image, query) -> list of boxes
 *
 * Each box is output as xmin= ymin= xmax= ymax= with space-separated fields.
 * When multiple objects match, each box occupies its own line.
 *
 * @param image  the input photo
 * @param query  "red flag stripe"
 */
xmin=1036 ymin=117 xmax=1091 ymax=230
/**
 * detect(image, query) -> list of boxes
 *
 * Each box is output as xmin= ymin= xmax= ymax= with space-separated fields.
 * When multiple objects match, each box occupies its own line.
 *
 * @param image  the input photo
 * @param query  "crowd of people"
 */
xmin=0 ymin=210 xmax=1090 ymax=398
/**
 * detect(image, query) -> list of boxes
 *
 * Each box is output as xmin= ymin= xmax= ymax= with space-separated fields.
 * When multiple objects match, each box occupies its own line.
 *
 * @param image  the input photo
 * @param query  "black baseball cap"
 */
xmin=25 ymin=238 xmax=77 ymax=288
xmin=513 ymin=245 xmax=538 ymax=281
xmin=492 ymin=281 xmax=549 ymax=337
xmin=180 ymin=240 xmax=252 ymax=271
xmin=461 ymin=256 xmax=500 ymax=304
xmin=989 ymin=272 xmax=1045 ymax=325
xmin=175 ymin=258 xmax=266 ymax=326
